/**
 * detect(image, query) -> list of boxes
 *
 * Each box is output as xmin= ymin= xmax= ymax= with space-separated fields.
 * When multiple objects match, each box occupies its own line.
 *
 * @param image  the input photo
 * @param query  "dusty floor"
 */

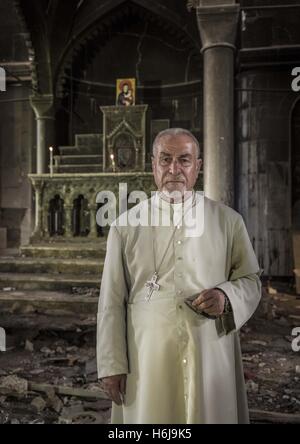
xmin=0 ymin=282 xmax=299 ymax=424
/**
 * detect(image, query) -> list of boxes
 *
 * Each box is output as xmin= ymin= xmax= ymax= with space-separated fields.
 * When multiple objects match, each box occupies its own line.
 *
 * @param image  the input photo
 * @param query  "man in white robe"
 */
xmin=97 ymin=128 xmax=262 ymax=424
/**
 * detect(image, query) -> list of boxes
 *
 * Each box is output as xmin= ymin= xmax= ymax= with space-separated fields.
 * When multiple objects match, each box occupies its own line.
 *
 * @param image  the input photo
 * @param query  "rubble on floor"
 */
xmin=0 ymin=281 xmax=299 ymax=424
xmin=241 ymin=280 xmax=300 ymax=422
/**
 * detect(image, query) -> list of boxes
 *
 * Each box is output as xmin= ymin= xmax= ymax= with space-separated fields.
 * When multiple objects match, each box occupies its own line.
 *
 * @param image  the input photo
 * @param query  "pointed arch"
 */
xmin=54 ymin=0 xmax=200 ymax=97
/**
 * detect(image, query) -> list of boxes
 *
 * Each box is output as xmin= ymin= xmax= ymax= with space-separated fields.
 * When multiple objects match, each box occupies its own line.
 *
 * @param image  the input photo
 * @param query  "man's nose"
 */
xmin=169 ymin=159 xmax=180 ymax=175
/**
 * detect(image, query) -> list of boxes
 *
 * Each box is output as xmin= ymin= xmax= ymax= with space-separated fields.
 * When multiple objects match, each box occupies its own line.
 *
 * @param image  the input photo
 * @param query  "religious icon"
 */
xmin=116 ymin=78 xmax=136 ymax=106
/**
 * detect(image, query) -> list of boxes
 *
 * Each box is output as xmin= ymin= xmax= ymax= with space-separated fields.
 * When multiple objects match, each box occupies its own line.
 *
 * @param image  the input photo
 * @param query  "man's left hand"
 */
xmin=192 ymin=288 xmax=225 ymax=317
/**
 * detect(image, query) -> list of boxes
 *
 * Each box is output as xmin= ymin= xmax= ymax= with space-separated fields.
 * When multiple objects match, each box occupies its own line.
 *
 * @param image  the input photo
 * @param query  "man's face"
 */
xmin=152 ymin=134 xmax=202 ymax=196
xmin=123 ymin=84 xmax=129 ymax=93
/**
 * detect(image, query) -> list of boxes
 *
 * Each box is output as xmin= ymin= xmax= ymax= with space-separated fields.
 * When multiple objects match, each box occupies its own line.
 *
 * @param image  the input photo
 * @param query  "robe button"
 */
xmin=177 ymin=240 xmax=182 ymax=245
xmin=183 ymin=358 xmax=187 ymax=365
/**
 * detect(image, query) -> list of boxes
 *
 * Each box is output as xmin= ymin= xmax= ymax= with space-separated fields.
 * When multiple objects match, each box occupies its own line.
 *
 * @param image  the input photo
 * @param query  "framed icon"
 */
xmin=116 ymin=78 xmax=136 ymax=106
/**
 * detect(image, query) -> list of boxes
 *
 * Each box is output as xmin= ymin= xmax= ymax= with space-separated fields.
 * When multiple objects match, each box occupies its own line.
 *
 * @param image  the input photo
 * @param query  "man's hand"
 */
xmin=192 ymin=288 xmax=225 ymax=317
xmin=100 ymin=374 xmax=127 ymax=406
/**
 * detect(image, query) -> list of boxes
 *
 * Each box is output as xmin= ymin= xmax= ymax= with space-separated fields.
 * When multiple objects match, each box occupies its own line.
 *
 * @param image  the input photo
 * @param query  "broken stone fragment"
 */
xmin=25 ymin=339 xmax=34 ymax=352
xmin=0 ymin=375 xmax=28 ymax=395
xmin=45 ymin=387 xmax=63 ymax=413
xmin=246 ymin=379 xmax=259 ymax=394
xmin=31 ymin=396 xmax=47 ymax=414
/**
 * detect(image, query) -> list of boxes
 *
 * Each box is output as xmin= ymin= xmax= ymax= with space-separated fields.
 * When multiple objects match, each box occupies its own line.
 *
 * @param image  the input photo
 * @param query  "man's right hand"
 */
xmin=100 ymin=374 xmax=127 ymax=406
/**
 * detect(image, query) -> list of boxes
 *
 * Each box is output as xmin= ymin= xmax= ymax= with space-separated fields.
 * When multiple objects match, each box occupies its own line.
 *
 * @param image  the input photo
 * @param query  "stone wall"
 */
xmin=0 ymin=85 xmax=34 ymax=248
xmin=236 ymin=68 xmax=297 ymax=276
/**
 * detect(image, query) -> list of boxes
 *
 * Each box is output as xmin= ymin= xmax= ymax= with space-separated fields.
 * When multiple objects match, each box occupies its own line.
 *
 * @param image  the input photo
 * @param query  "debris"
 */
xmin=85 ymin=359 xmax=97 ymax=376
xmin=25 ymin=339 xmax=34 ymax=352
xmin=246 ymin=380 xmax=259 ymax=394
xmin=29 ymin=382 xmax=108 ymax=401
xmin=0 ymin=376 xmax=28 ymax=395
xmin=40 ymin=347 xmax=54 ymax=356
xmin=249 ymin=340 xmax=267 ymax=347
xmin=250 ymin=409 xmax=300 ymax=424
xmin=29 ymin=369 xmax=44 ymax=375
xmin=267 ymin=284 xmax=277 ymax=294
xmin=46 ymin=392 xmax=63 ymax=414
xmin=31 ymin=396 xmax=47 ymax=414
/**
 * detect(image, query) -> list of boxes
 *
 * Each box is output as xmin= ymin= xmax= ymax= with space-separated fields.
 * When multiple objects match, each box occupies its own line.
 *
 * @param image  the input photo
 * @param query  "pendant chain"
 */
xmin=145 ymin=192 xmax=196 ymax=301
xmin=152 ymin=192 xmax=196 ymax=275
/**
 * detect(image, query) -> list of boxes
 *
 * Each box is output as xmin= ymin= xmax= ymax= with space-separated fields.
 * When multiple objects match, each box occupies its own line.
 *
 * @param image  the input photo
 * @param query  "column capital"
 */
xmin=193 ymin=2 xmax=240 ymax=53
xmin=30 ymin=94 xmax=54 ymax=119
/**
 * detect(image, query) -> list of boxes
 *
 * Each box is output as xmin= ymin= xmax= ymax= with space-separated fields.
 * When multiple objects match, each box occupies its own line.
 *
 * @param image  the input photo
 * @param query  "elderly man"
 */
xmin=97 ymin=128 xmax=261 ymax=424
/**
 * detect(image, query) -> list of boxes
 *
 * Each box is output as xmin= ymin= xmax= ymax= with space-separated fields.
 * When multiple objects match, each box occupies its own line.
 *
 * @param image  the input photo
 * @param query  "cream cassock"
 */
xmin=97 ymin=192 xmax=262 ymax=424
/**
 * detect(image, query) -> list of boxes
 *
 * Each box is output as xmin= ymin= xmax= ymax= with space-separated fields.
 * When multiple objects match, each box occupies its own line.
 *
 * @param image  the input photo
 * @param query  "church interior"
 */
xmin=0 ymin=0 xmax=299 ymax=424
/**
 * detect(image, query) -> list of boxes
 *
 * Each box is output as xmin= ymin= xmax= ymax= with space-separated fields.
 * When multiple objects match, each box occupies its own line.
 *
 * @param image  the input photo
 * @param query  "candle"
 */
xmin=110 ymin=154 xmax=116 ymax=173
xmin=49 ymin=146 xmax=54 ymax=177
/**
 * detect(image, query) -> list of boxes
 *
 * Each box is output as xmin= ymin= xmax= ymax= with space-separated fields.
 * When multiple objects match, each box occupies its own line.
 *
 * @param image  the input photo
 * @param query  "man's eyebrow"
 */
xmin=159 ymin=152 xmax=192 ymax=158
xmin=178 ymin=153 xmax=192 ymax=158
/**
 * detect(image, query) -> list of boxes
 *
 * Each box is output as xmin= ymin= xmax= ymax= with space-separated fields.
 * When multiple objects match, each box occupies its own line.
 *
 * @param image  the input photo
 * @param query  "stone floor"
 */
xmin=0 ymin=282 xmax=299 ymax=424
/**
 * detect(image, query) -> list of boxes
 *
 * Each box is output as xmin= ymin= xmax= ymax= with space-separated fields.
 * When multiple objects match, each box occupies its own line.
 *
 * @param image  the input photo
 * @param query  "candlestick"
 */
xmin=110 ymin=154 xmax=116 ymax=173
xmin=49 ymin=146 xmax=54 ymax=177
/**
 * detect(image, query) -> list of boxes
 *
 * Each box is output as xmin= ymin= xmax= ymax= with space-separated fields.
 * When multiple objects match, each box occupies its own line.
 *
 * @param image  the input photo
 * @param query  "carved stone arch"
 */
xmin=55 ymin=0 xmax=201 ymax=97
xmin=108 ymin=120 xmax=141 ymax=141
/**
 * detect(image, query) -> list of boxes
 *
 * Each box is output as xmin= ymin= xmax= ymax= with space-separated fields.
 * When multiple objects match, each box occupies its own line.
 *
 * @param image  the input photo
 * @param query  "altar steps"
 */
xmin=53 ymin=164 xmax=103 ymax=174
xmin=0 ymin=272 xmax=100 ymax=291
xmin=0 ymin=241 xmax=106 ymax=292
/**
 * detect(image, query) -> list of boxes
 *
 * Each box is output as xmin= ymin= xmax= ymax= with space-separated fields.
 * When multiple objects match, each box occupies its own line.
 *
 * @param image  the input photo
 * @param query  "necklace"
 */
xmin=144 ymin=191 xmax=195 ymax=301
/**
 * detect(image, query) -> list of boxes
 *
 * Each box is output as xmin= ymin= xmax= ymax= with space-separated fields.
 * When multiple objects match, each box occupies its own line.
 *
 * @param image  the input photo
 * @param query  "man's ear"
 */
xmin=151 ymin=155 xmax=156 ymax=171
xmin=197 ymin=158 xmax=203 ymax=172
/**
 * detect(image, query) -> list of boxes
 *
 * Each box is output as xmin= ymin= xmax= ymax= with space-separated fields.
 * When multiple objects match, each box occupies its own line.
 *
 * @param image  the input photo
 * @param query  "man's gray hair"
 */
xmin=152 ymin=128 xmax=201 ymax=158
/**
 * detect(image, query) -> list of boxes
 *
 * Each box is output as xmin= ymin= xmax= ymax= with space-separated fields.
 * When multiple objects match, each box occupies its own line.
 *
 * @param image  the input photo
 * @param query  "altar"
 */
xmin=100 ymin=105 xmax=148 ymax=172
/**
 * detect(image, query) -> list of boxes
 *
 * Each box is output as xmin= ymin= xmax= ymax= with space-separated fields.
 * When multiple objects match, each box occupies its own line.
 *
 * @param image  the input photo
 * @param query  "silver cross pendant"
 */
xmin=145 ymin=272 xmax=160 ymax=301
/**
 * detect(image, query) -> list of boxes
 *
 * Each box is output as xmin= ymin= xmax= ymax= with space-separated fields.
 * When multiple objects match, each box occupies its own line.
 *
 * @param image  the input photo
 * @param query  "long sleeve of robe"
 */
xmin=97 ymin=195 xmax=262 ymax=424
xmin=97 ymin=226 xmax=129 ymax=378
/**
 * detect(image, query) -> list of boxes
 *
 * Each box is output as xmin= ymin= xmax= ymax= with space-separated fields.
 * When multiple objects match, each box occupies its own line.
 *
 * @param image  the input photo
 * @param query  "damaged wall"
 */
xmin=0 ymin=0 xmax=35 ymax=248
xmin=236 ymin=69 xmax=296 ymax=276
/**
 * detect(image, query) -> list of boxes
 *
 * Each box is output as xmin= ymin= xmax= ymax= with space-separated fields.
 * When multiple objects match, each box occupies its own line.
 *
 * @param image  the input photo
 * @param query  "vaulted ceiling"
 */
xmin=13 ymin=0 xmax=201 ymax=97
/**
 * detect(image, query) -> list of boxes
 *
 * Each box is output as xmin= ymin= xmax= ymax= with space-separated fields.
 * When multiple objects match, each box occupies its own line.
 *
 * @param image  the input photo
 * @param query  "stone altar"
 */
xmin=100 ymin=105 xmax=148 ymax=172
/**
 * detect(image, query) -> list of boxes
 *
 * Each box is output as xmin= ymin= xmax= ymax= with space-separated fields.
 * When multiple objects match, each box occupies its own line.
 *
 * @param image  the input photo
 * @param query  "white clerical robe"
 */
xmin=97 ymin=193 xmax=262 ymax=424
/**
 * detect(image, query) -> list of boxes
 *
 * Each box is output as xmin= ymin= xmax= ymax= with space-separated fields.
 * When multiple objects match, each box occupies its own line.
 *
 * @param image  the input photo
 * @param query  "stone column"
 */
xmin=30 ymin=95 xmax=55 ymax=174
xmin=191 ymin=0 xmax=240 ymax=206
xmin=32 ymin=180 xmax=45 ymax=240
xmin=64 ymin=205 xmax=73 ymax=238
xmin=89 ymin=205 xmax=98 ymax=238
